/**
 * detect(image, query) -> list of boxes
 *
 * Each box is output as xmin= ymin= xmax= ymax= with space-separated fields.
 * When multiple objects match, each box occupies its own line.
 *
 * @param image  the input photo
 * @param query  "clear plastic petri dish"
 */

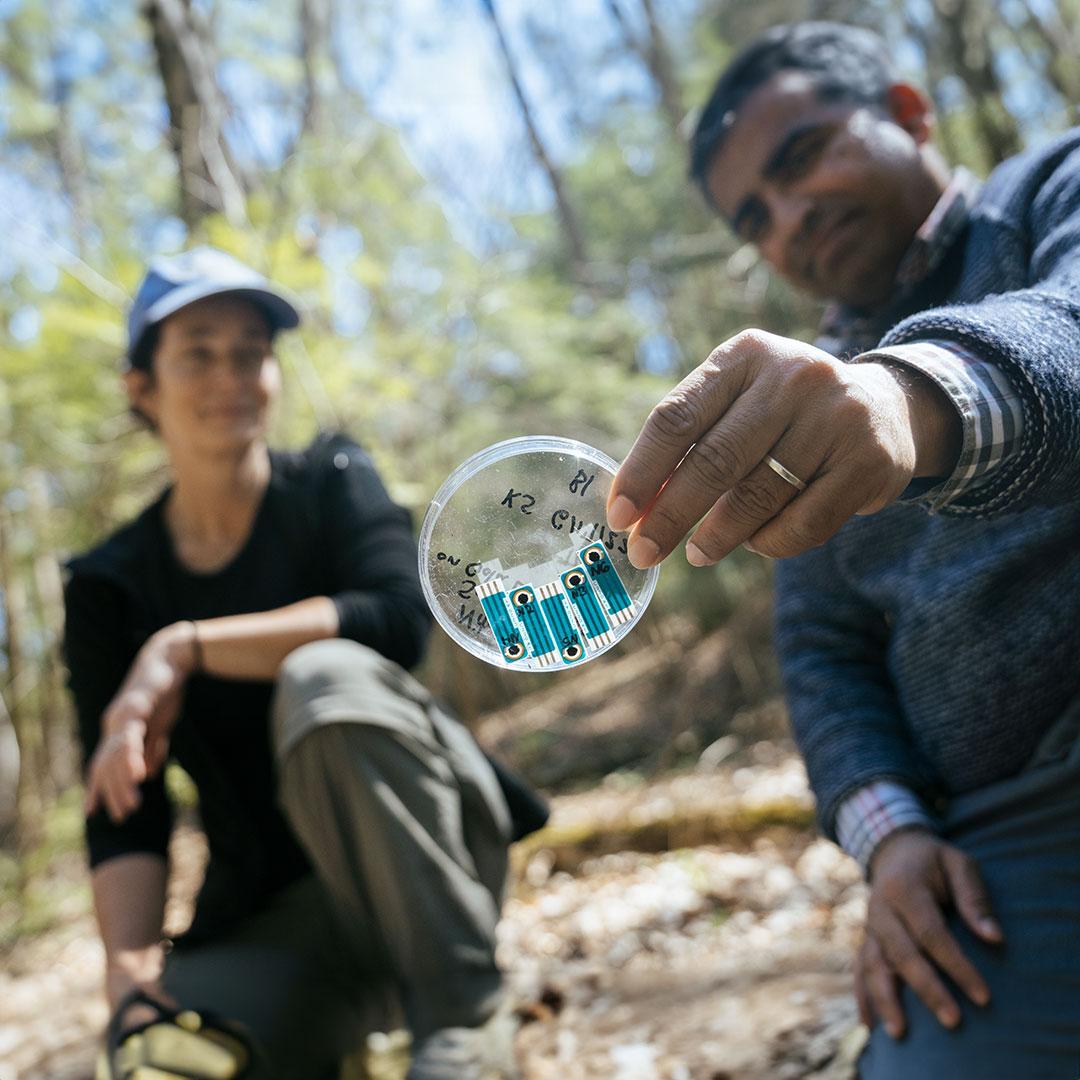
xmin=419 ymin=436 xmax=660 ymax=671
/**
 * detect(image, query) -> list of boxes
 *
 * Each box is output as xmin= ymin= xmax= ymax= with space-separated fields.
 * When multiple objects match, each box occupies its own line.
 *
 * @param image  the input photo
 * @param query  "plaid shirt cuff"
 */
xmin=852 ymin=340 xmax=1024 ymax=510
xmin=834 ymin=780 xmax=938 ymax=873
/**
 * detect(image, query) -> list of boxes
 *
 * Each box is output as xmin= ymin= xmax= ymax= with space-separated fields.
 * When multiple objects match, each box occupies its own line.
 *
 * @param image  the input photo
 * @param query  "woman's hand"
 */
xmin=85 ymin=623 xmax=198 ymax=823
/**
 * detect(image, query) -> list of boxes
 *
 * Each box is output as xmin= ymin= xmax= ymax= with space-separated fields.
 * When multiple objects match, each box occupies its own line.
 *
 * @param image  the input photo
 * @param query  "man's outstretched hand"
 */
xmin=856 ymin=829 xmax=1003 ymax=1039
xmin=607 ymin=330 xmax=961 ymax=567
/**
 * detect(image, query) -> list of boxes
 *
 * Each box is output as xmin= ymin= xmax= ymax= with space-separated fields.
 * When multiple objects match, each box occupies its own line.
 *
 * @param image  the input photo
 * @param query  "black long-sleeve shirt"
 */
xmin=63 ymin=432 xmax=431 ymax=939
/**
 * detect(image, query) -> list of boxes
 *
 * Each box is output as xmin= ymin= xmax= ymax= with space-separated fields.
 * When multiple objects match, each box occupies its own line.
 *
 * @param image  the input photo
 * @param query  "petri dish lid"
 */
xmin=419 ymin=436 xmax=659 ymax=671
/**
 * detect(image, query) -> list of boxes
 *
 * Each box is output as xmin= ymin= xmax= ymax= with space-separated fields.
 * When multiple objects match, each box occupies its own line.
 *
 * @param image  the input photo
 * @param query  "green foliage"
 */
xmin=0 ymin=787 xmax=89 ymax=947
xmin=1 ymin=0 xmax=1078 ymax=825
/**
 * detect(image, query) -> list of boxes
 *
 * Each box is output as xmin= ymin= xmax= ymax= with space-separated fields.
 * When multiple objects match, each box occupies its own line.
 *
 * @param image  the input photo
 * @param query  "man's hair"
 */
xmin=690 ymin=22 xmax=896 ymax=203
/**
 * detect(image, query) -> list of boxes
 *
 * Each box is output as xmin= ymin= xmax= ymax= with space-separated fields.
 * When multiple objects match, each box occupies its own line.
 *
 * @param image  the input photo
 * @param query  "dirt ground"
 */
xmin=2 ymin=613 xmax=871 ymax=1079
xmin=0 ymin=750 xmax=869 ymax=1080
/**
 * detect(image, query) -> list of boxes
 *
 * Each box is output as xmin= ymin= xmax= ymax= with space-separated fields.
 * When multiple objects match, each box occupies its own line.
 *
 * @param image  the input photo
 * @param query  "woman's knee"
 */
xmin=273 ymin=640 xmax=380 ymax=758
xmin=272 ymin=639 xmax=432 ymax=764
xmin=279 ymin=639 xmax=385 ymax=693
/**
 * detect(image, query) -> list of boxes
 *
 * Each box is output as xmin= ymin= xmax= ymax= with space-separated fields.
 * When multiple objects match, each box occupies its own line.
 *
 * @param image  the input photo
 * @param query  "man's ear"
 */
xmin=123 ymin=367 xmax=157 ymax=427
xmin=886 ymin=82 xmax=935 ymax=144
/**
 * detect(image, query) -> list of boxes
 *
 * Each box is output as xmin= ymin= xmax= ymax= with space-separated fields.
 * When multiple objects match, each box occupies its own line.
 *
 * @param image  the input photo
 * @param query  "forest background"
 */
xmin=0 ymin=0 xmax=1078 ymax=1075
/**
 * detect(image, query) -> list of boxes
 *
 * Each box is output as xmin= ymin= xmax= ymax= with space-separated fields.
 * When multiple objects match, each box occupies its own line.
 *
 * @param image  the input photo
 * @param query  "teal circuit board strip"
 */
xmin=476 ymin=578 xmax=527 ymax=664
xmin=560 ymin=566 xmax=614 ymax=647
xmin=579 ymin=542 xmax=635 ymax=625
xmin=536 ymin=582 xmax=588 ymax=665
xmin=508 ymin=584 xmax=558 ymax=667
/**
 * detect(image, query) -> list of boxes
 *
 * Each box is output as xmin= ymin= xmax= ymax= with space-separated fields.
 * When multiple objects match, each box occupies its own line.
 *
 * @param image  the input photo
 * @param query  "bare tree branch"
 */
xmin=480 ymin=0 xmax=588 ymax=270
xmin=47 ymin=43 xmax=92 ymax=257
xmin=639 ymin=0 xmax=684 ymax=134
xmin=299 ymin=0 xmax=330 ymax=138
xmin=3 ymin=208 xmax=129 ymax=309
xmin=604 ymin=0 xmax=684 ymax=135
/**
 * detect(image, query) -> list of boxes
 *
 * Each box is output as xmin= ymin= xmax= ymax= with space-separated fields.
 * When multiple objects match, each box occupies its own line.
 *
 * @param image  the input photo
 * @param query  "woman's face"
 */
xmin=127 ymin=294 xmax=281 ymax=456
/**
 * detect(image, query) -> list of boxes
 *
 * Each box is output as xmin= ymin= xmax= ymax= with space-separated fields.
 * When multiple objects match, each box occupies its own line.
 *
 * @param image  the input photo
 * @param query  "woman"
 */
xmin=65 ymin=247 xmax=533 ymax=1079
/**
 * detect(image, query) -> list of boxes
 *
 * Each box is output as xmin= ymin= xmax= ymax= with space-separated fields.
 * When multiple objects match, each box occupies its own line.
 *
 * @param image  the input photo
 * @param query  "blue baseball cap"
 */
xmin=126 ymin=246 xmax=301 ymax=368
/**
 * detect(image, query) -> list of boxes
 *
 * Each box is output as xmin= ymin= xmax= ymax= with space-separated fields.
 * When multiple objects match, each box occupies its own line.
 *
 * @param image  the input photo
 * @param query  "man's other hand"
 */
xmin=607 ymin=330 xmax=961 ymax=567
xmin=856 ymin=829 xmax=1003 ymax=1039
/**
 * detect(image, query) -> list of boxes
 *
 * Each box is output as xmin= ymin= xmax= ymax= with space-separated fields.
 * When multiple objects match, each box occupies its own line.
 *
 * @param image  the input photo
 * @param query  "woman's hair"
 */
xmin=690 ymin=22 xmax=895 ymax=206
xmin=127 ymin=323 xmax=161 ymax=431
xmin=128 ymin=322 xmax=161 ymax=374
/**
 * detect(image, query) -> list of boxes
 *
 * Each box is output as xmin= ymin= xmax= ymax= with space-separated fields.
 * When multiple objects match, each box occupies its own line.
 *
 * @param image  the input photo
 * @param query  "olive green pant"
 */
xmin=162 ymin=640 xmax=513 ymax=1079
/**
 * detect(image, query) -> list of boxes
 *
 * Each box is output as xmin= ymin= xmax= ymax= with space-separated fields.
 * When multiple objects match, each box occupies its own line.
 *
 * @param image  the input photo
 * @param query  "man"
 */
xmin=66 ymin=247 xmax=542 ymax=1079
xmin=606 ymin=22 xmax=1080 ymax=1078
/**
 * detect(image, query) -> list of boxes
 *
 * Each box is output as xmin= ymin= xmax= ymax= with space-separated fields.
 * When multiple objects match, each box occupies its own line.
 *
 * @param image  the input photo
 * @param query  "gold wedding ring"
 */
xmin=765 ymin=455 xmax=807 ymax=492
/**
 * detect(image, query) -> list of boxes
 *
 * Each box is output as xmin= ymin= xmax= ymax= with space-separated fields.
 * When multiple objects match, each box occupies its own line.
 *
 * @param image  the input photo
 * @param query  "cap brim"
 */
xmin=144 ymin=280 xmax=302 ymax=337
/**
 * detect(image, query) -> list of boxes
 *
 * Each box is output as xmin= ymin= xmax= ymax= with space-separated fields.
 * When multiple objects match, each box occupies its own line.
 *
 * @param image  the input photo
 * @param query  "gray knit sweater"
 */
xmin=775 ymin=128 xmax=1080 ymax=838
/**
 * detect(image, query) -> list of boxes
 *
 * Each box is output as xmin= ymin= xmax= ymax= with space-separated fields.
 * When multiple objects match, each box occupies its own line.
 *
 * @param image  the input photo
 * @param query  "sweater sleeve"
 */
xmin=878 ymin=140 xmax=1080 ymax=517
xmin=316 ymin=435 xmax=432 ymax=669
xmin=63 ymin=572 xmax=172 ymax=867
xmin=773 ymin=547 xmax=941 ymax=840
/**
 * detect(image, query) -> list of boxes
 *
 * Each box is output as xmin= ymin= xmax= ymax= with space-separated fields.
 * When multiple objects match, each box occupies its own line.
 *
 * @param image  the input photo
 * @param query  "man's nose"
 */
xmin=760 ymin=191 xmax=814 ymax=276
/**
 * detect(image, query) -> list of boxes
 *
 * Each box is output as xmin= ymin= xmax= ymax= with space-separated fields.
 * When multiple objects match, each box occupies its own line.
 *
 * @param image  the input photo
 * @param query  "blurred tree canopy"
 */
xmin=0 ymin=0 xmax=1077 ymax=857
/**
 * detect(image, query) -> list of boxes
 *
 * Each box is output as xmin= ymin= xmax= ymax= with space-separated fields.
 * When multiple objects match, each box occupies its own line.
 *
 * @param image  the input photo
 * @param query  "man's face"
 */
xmin=705 ymin=70 xmax=943 ymax=309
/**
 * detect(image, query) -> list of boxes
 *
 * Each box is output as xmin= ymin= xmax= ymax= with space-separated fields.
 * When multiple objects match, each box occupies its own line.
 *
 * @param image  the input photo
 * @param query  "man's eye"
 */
xmin=742 ymin=208 xmax=767 ymax=243
xmin=778 ymin=133 xmax=828 ymax=179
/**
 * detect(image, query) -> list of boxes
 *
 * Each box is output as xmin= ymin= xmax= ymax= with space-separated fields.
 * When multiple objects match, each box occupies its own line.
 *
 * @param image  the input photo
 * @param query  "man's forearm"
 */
xmin=158 ymin=595 xmax=339 ymax=682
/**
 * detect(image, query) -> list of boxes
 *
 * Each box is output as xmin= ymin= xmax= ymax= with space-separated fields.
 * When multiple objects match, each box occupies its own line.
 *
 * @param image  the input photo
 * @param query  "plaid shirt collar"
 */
xmin=818 ymin=168 xmax=981 ymax=355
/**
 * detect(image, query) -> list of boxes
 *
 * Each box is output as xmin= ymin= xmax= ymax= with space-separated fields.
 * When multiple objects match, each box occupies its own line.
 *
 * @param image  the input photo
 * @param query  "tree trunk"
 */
xmin=143 ymin=0 xmax=250 ymax=227
xmin=932 ymin=0 xmax=1021 ymax=165
xmin=1017 ymin=1 xmax=1080 ymax=125
xmin=480 ymin=0 xmax=589 ymax=271
xmin=903 ymin=20 xmax=962 ymax=167
xmin=0 ymin=689 xmax=19 ymax=844
xmin=0 ymin=503 xmax=44 ymax=852
xmin=27 ymin=470 xmax=77 ymax=793
xmin=50 ymin=51 xmax=91 ymax=258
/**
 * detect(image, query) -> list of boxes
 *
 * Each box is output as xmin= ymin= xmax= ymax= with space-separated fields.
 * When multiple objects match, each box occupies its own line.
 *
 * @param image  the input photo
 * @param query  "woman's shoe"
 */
xmin=101 ymin=988 xmax=255 ymax=1080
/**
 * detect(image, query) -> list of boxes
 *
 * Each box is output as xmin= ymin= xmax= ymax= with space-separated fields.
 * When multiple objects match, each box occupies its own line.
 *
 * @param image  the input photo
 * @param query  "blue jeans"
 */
xmin=859 ymin=716 xmax=1080 ymax=1079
